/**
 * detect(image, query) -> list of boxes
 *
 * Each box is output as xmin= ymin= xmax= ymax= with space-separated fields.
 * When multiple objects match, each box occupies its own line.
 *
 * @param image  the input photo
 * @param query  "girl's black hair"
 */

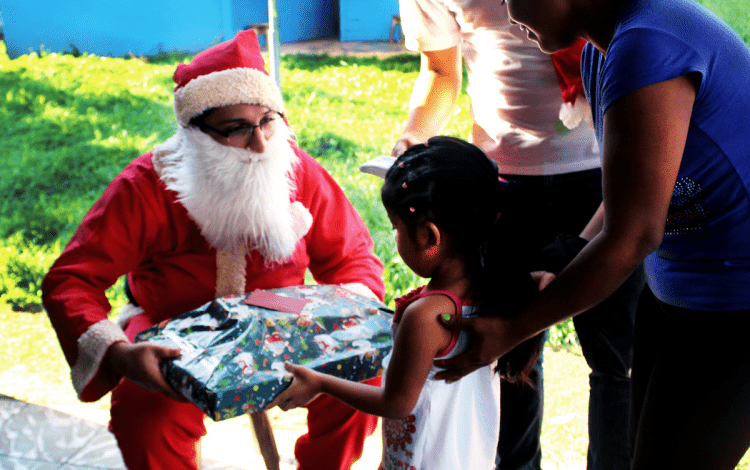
xmin=381 ymin=136 xmax=544 ymax=386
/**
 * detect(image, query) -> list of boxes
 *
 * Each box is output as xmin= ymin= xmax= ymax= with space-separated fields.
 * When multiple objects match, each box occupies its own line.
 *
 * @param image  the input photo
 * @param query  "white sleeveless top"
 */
xmin=378 ymin=288 xmax=500 ymax=470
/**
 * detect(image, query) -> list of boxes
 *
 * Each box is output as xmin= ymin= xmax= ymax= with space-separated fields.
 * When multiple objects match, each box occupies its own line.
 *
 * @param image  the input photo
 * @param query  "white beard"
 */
xmin=153 ymin=124 xmax=302 ymax=263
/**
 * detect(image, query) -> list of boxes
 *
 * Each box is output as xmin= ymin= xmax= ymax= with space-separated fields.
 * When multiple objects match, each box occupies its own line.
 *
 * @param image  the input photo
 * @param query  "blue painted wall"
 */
xmin=1 ymin=0 xmax=397 ymax=59
xmin=340 ymin=0 xmax=398 ymax=42
xmin=1 ymin=0 xmax=233 ymax=59
xmin=232 ymin=0 xmax=337 ymax=46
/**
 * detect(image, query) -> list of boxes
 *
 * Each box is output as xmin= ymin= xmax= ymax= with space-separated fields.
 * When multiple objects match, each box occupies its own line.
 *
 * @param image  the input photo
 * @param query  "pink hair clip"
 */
xmin=410 ymin=207 xmax=416 ymax=212
xmin=402 ymin=182 xmax=408 ymax=189
xmin=399 ymin=162 xmax=404 ymax=168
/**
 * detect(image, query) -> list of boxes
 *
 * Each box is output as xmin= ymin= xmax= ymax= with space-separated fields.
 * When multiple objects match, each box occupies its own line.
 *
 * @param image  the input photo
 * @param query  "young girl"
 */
xmin=272 ymin=136 xmax=544 ymax=469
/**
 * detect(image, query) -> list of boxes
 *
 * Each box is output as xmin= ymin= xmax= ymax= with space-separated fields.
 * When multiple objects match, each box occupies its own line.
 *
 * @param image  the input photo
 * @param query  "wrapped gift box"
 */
xmin=135 ymin=284 xmax=393 ymax=421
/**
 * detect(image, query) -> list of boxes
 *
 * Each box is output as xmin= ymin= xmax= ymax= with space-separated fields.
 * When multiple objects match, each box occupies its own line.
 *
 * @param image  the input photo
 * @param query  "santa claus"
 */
xmin=42 ymin=30 xmax=384 ymax=470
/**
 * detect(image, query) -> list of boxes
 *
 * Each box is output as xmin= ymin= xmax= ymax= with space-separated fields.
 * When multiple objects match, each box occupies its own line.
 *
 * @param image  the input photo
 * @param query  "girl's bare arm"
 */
xmin=272 ymin=295 xmax=454 ymax=419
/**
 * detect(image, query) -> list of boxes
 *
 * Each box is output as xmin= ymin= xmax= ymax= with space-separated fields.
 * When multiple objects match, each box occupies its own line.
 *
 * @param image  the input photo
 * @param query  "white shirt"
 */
xmin=399 ymin=0 xmax=600 ymax=175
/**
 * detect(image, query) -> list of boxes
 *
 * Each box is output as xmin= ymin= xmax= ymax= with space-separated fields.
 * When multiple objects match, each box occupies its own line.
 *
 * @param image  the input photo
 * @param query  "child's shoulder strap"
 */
xmin=394 ymin=289 xmax=463 ymax=358
xmin=419 ymin=290 xmax=462 ymax=315
xmin=394 ymin=288 xmax=462 ymax=320
xmin=424 ymin=291 xmax=463 ymax=358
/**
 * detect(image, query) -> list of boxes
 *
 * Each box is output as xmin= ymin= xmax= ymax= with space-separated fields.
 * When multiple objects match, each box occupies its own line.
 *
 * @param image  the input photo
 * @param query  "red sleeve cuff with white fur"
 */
xmin=71 ymin=319 xmax=129 ymax=402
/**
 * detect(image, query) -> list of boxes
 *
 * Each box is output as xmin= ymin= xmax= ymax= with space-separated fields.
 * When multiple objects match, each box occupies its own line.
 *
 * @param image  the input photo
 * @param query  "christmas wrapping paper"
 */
xmin=134 ymin=284 xmax=393 ymax=421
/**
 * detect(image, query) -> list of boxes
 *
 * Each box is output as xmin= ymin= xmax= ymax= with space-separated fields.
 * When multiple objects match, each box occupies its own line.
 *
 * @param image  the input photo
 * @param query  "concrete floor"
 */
xmin=273 ymin=38 xmax=413 ymax=58
xmin=0 ymin=393 xmax=382 ymax=470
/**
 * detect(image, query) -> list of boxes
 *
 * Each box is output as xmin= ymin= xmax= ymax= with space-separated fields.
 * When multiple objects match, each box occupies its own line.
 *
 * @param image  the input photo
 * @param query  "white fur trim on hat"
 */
xmin=174 ymin=67 xmax=285 ymax=126
xmin=559 ymin=94 xmax=593 ymax=130
xmin=71 ymin=319 xmax=129 ymax=399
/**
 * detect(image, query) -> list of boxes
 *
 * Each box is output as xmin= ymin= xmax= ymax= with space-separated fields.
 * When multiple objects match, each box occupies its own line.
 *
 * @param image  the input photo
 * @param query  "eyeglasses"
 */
xmin=197 ymin=112 xmax=284 ymax=147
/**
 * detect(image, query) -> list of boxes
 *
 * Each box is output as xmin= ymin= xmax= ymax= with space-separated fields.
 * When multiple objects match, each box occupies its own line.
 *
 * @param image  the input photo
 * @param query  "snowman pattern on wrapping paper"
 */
xmin=233 ymin=352 xmax=256 ymax=377
xmin=313 ymin=334 xmax=341 ymax=355
xmin=264 ymin=329 xmax=295 ymax=356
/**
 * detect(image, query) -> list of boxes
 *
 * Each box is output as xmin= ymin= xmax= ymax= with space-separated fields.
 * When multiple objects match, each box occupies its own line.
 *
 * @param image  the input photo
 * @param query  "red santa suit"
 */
xmin=41 ymin=29 xmax=384 ymax=470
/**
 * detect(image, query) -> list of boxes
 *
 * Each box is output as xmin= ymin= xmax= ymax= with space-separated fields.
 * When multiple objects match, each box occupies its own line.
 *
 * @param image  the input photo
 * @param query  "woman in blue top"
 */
xmin=435 ymin=0 xmax=750 ymax=468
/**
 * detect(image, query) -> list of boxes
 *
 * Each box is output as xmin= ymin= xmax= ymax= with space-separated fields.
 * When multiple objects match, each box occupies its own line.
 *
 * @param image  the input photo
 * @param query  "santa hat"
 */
xmin=550 ymin=38 xmax=587 ymax=105
xmin=550 ymin=38 xmax=591 ymax=129
xmin=173 ymin=29 xmax=284 ymax=127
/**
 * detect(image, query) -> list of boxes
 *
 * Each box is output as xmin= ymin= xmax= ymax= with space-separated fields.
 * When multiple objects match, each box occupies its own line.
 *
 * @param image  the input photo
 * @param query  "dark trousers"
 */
xmin=496 ymin=169 xmax=642 ymax=470
xmin=498 ymin=338 xmax=545 ymax=470
xmin=630 ymin=287 xmax=750 ymax=470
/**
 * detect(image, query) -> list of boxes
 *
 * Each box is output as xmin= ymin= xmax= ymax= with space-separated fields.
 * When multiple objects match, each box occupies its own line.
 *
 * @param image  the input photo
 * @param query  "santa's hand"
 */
xmin=104 ymin=341 xmax=188 ymax=402
xmin=433 ymin=314 xmax=518 ymax=382
xmin=268 ymin=362 xmax=322 ymax=411
xmin=290 ymin=202 xmax=313 ymax=240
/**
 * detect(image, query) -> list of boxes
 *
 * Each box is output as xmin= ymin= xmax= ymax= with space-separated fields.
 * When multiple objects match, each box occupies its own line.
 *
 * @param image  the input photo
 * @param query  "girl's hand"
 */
xmin=269 ymin=362 xmax=324 ymax=411
xmin=104 ymin=341 xmax=188 ymax=402
xmin=531 ymin=271 xmax=556 ymax=291
xmin=433 ymin=315 xmax=520 ymax=382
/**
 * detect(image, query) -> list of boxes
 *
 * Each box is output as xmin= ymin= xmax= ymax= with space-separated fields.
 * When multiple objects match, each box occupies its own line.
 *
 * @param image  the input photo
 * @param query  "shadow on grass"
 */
xmin=295 ymin=130 xmax=363 ymax=166
xmin=0 ymin=66 xmax=175 ymax=244
xmin=281 ymin=53 xmax=420 ymax=73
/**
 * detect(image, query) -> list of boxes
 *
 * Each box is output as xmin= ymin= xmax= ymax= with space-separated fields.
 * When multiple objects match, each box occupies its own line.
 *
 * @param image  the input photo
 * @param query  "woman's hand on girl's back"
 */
xmin=433 ymin=315 xmax=520 ymax=382
xmin=269 ymin=362 xmax=323 ymax=411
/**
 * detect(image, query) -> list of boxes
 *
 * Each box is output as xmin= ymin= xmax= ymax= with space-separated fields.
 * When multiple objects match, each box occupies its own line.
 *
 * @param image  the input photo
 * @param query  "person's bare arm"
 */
xmin=435 ymin=73 xmax=699 ymax=380
xmin=579 ymin=202 xmax=604 ymax=241
xmin=271 ymin=295 xmax=454 ymax=418
xmin=392 ymin=47 xmax=463 ymax=156
xmin=531 ymin=200 xmax=604 ymax=293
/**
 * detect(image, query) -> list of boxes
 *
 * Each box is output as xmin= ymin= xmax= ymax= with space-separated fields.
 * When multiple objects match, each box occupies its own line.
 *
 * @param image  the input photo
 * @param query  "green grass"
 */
xmin=0 ymin=43 xmax=460 ymax=311
xmin=0 ymin=41 xmax=580 ymax=342
xmin=696 ymin=0 xmax=750 ymax=43
xmin=2 ymin=0 xmax=750 ymax=465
